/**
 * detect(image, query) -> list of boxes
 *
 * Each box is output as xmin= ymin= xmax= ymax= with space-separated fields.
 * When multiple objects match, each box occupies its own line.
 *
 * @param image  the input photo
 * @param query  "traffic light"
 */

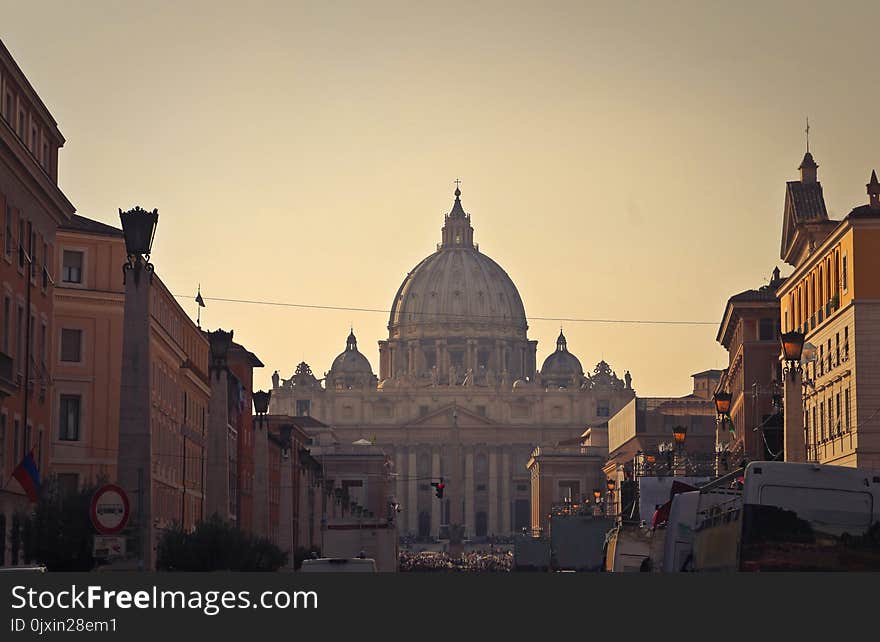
xmin=431 ymin=478 xmax=445 ymax=499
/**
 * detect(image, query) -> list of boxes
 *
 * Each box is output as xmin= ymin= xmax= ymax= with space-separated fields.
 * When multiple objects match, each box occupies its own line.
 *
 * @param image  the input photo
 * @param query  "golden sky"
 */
xmin=5 ymin=1 xmax=880 ymax=396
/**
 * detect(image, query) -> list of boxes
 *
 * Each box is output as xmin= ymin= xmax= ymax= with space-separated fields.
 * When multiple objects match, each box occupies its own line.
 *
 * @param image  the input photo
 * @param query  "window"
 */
xmin=597 ymin=400 xmax=610 ymax=417
xmin=827 ymin=339 xmax=832 ymax=371
xmin=295 ymin=399 xmax=311 ymax=416
xmin=42 ymin=241 xmax=48 ymax=289
xmin=2 ymin=296 xmax=9 ymax=353
xmin=419 ymin=405 xmax=429 ymax=417
xmin=819 ymin=401 xmax=825 ymax=441
xmin=62 ymin=250 xmax=83 ymax=283
xmin=13 ymin=419 xmax=19 ymax=463
xmin=31 ymin=127 xmax=37 ymax=152
xmin=844 ymin=326 xmax=849 ymax=360
xmin=476 ymin=405 xmax=487 ymax=417
xmin=18 ymin=219 xmax=24 ymax=268
xmin=3 ymin=202 xmax=11 ymax=256
xmin=0 ymin=414 xmax=5 ymax=477
xmin=842 ymin=254 xmax=848 ymax=291
xmin=60 ymin=328 xmax=82 ymax=362
xmin=828 ymin=401 xmax=833 ymax=438
xmin=16 ymin=305 xmax=23 ymax=370
xmin=759 ymin=318 xmax=776 ymax=341
xmin=835 ymin=333 xmax=840 ymax=366
xmin=59 ymin=395 xmax=81 ymax=441
xmin=844 ymin=389 xmax=851 ymax=431
xmin=835 ymin=394 xmax=841 ymax=436
xmin=40 ymin=323 xmax=46 ymax=364
xmin=819 ymin=345 xmax=824 ymax=376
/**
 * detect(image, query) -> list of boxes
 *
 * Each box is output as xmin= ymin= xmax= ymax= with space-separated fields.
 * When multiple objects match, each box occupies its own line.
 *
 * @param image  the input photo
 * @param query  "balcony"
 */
xmin=0 ymin=351 xmax=14 ymax=398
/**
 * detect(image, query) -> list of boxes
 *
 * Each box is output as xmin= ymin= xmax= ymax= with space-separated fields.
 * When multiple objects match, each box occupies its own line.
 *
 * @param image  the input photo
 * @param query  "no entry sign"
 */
xmin=90 ymin=484 xmax=130 ymax=535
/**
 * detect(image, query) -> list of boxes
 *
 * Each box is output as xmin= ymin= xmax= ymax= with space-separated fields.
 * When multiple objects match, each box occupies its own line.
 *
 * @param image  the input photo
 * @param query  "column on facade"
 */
xmin=434 ymin=340 xmax=443 ymax=381
xmin=488 ymin=449 xmax=499 ymax=535
xmin=501 ymin=448 xmax=511 ymax=535
xmin=407 ymin=449 xmax=418 ymax=534
xmin=464 ymin=448 xmax=475 ymax=539
xmin=494 ymin=341 xmax=503 ymax=377
xmin=431 ymin=448 xmax=441 ymax=537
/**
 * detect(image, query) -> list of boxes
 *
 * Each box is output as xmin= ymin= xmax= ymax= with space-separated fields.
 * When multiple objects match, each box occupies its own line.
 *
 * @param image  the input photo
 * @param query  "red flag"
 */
xmin=12 ymin=448 xmax=41 ymax=503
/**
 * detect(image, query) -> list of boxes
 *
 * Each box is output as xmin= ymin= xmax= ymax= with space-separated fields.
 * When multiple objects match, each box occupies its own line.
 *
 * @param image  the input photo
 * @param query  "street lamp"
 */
xmin=208 ymin=328 xmax=234 ymax=377
xmin=119 ymin=206 xmax=158 ymax=284
xmin=672 ymin=426 xmax=687 ymax=450
xmin=253 ymin=389 xmax=271 ymax=431
xmin=713 ymin=391 xmax=732 ymax=417
xmin=780 ymin=330 xmax=805 ymax=380
xmin=606 ymin=478 xmax=616 ymax=492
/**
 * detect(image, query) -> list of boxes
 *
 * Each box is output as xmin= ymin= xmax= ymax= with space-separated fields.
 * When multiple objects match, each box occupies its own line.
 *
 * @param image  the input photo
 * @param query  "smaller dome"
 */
xmin=540 ymin=330 xmax=584 ymax=378
xmin=329 ymin=330 xmax=374 ymax=377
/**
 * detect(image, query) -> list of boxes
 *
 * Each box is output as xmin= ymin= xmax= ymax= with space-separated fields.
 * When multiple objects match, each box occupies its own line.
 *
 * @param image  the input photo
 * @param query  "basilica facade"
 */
xmin=269 ymin=187 xmax=635 ymax=537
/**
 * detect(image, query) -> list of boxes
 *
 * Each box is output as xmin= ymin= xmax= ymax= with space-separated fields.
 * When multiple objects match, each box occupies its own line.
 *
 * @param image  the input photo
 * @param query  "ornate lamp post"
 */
xmin=208 ymin=329 xmax=234 ymax=378
xmin=253 ymin=390 xmax=271 ymax=427
xmin=119 ymin=206 xmax=158 ymax=284
xmin=781 ymin=331 xmax=805 ymax=380
xmin=672 ymin=426 xmax=687 ymax=476
xmin=780 ymin=330 xmax=807 ymax=463
xmin=117 ymin=205 xmax=160 ymax=570
xmin=592 ymin=488 xmax=602 ymax=516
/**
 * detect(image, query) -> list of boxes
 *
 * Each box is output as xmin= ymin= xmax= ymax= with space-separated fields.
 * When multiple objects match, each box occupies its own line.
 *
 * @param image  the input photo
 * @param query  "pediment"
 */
xmin=406 ymin=403 xmax=496 ymax=428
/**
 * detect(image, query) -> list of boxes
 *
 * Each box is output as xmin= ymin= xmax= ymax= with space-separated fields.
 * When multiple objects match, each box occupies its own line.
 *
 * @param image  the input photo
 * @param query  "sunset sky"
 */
xmin=5 ymin=1 xmax=880 ymax=396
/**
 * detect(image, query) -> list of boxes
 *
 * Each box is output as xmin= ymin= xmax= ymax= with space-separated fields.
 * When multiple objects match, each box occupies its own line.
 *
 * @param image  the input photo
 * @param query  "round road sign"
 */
xmin=90 ymin=484 xmax=130 ymax=535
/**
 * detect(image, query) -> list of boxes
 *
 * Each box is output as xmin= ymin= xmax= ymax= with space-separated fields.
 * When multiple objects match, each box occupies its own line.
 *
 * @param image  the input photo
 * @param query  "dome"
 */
xmin=540 ymin=331 xmax=583 ymax=380
xmin=388 ymin=188 xmax=527 ymax=340
xmin=328 ymin=330 xmax=375 ymax=382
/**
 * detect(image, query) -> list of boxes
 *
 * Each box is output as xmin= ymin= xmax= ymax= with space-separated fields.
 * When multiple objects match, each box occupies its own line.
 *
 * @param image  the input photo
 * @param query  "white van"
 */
xmin=300 ymin=557 xmax=378 ymax=573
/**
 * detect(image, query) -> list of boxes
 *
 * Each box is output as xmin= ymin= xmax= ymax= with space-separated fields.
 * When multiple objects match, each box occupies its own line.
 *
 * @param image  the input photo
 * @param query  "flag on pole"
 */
xmin=12 ymin=448 xmax=41 ymax=503
xmin=195 ymin=284 xmax=205 ymax=327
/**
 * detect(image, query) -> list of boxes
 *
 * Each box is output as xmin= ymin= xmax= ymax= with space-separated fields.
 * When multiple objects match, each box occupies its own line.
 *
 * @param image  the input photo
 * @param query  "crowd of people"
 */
xmin=398 ymin=550 xmax=513 ymax=572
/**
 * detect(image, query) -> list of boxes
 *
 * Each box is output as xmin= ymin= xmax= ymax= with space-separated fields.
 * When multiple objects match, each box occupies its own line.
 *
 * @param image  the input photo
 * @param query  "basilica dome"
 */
xmin=540 ymin=330 xmax=584 ymax=388
xmin=327 ymin=331 xmax=376 ymax=389
xmin=388 ymin=187 xmax=528 ymax=341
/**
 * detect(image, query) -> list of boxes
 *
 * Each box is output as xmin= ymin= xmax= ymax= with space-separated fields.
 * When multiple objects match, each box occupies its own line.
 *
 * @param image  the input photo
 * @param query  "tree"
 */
xmin=156 ymin=514 xmax=288 ymax=571
xmin=21 ymin=478 xmax=100 ymax=571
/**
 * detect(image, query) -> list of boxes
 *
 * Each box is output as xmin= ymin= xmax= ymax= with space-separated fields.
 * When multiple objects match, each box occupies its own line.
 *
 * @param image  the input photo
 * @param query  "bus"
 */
xmin=693 ymin=461 xmax=880 ymax=571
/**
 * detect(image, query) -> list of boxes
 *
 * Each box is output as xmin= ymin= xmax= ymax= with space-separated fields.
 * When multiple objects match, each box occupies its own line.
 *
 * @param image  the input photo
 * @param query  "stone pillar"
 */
xmin=407 ymin=449 xmax=418 ymax=534
xmin=784 ymin=370 xmax=806 ymax=462
xmin=278 ymin=447 xmax=294 ymax=567
xmin=207 ymin=367 xmax=231 ymax=522
xmin=501 ymin=449 xmax=511 ymax=535
xmin=488 ymin=449 xmax=499 ymax=536
xmin=118 ymin=256 xmax=154 ymax=570
xmin=465 ymin=448 xmax=475 ymax=539
xmin=431 ymin=448 xmax=441 ymax=537
xmin=252 ymin=416 xmax=268 ymax=537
